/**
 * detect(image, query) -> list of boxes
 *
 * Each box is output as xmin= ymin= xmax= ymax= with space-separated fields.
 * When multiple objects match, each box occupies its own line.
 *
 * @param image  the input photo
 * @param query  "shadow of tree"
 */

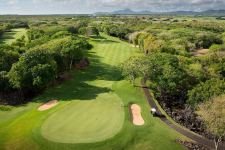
xmin=35 ymin=80 xmax=111 ymax=103
xmin=34 ymin=38 xmax=123 ymax=103
xmin=0 ymin=31 xmax=18 ymax=44
xmin=91 ymin=35 xmax=106 ymax=40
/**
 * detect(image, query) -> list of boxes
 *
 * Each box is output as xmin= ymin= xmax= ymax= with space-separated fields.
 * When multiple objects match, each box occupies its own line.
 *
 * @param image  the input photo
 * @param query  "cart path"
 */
xmin=141 ymin=80 xmax=225 ymax=150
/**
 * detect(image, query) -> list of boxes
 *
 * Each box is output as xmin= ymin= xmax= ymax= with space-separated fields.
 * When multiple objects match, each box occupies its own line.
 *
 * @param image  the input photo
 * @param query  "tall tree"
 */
xmin=196 ymin=95 xmax=225 ymax=150
xmin=61 ymin=37 xmax=91 ymax=70
xmin=8 ymin=48 xmax=57 ymax=89
xmin=120 ymin=54 xmax=144 ymax=86
xmin=142 ymin=53 xmax=185 ymax=95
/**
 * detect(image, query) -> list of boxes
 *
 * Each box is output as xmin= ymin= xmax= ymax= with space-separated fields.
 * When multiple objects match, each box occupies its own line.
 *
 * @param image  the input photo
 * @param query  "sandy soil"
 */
xmin=38 ymin=100 xmax=59 ymax=111
xmin=129 ymin=104 xmax=144 ymax=125
xmin=130 ymin=44 xmax=139 ymax=48
xmin=191 ymin=49 xmax=209 ymax=57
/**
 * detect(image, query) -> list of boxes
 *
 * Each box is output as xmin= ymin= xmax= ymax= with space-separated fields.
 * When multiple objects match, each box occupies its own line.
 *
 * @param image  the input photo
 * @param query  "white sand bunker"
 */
xmin=130 ymin=44 xmax=139 ymax=47
xmin=38 ymin=100 xmax=59 ymax=111
xmin=129 ymin=104 xmax=145 ymax=125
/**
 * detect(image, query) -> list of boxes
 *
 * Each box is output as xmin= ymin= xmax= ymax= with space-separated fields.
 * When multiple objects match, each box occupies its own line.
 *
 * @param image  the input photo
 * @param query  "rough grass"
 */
xmin=0 ymin=33 xmax=187 ymax=150
xmin=0 ymin=28 xmax=28 ymax=44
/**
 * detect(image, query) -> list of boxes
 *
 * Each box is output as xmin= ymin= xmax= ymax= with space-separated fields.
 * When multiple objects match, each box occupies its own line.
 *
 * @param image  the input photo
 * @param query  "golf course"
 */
xmin=0 ymin=33 xmax=188 ymax=150
xmin=0 ymin=28 xmax=27 ymax=44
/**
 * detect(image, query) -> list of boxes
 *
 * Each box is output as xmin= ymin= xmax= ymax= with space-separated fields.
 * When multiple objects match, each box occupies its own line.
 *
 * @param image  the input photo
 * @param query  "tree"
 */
xmin=8 ymin=48 xmax=57 ymax=90
xmin=78 ymin=27 xmax=87 ymax=35
xmin=120 ymin=55 xmax=144 ymax=86
xmin=129 ymin=31 xmax=146 ymax=42
xmin=103 ymin=26 xmax=110 ymax=35
xmin=0 ymin=71 xmax=12 ymax=93
xmin=132 ymin=33 xmax=142 ymax=46
xmin=85 ymin=27 xmax=93 ymax=39
xmin=0 ymin=45 xmax=20 ymax=72
xmin=143 ymin=35 xmax=156 ymax=54
xmin=209 ymin=44 xmax=222 ymax=56
xmin=51 ymin=31 xmax=71 ymax=39
xmin=61 ymin=37 xmax=91 ymax=70
xmin=91 ymin=26 xmax=99 ymax=36
xmin=12 ymin=35 xmax=26 ymax=47
xmin=5 ymin=23 xmax=13 ymax=32
xmin=138 ymin=33 xmax=151 ymax=52
xmin=187 ymin=78 xmax=225 ymax=107
xmin=142 ymin=53 xmax=185 ymax=95
xmin=196 ymin=95 xmax=225 ymax=150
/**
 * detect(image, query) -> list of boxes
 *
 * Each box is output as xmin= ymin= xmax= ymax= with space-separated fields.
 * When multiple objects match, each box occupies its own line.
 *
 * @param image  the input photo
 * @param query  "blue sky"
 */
xmin=0 ymin=0 xmax=225 ymax=14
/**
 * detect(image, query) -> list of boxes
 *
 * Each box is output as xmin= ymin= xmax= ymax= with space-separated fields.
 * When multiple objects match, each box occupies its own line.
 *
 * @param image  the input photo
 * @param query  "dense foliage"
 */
xmin=1 ymin=14 xmax=225 ymax=109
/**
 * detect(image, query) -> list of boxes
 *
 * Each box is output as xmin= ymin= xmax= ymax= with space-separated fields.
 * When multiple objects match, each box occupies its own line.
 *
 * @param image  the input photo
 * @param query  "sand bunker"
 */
xmin=38 ymin=100 xmax=59 ymax=111
xmin=129 ymin=104 xmax=144 ymax=125
xmin=130 ymin=44 xmax=139 ymax=47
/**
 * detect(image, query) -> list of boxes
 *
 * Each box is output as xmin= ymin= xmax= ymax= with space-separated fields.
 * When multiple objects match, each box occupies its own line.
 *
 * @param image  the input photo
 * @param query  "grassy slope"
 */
xmin=0 ymin=28 xmax=28 ymax=44
xmin=0 ymin=33 xmax=187 ymax=150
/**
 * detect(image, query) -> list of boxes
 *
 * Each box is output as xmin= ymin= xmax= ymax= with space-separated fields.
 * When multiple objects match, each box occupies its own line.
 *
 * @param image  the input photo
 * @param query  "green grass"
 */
xmin=0 ymin=33 xmax=188 ymax=150
xmin=0 ymin=28 xmax=28 ymax=44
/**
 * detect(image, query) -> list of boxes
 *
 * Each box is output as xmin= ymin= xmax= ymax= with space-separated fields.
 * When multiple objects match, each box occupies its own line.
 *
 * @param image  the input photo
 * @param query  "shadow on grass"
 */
xmin=34 ymin=80 xmax=112 ymax=103
xmin=91 ymin=35 xmax=106 ymax=40
xmin=33 ymin=36 xmax=124 ymax=103
xmin=34 ymin=52 xmax=122 ymax=103
xmin=0 ymin=31 xmax=18 ymax=44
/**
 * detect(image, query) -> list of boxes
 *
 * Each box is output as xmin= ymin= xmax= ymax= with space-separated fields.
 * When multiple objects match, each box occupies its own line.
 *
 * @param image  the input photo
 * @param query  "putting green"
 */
xmin=41 ymin=80 xmax=124 ymax=143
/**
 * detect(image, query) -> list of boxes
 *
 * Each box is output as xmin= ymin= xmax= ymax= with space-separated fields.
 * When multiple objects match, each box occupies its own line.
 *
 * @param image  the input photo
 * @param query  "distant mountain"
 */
xmin=111 ymin=9 xmax=136 ymax=14
xmin=94 ymin=9 xmax=154 ymax=15
xmin=199 ymin=9 xmax=225 ymax=16
xmin=138 ymin=10 xmax=155 ymax=14
xmin=164 ymin=11 xmax=199 ymax=15
xmin=94 ymin=9 xmax=225 ymax=16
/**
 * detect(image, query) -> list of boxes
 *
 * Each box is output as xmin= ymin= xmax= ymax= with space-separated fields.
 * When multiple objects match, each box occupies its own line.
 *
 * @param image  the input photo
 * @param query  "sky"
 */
xmin=0 ymin=0 xmax=225 ymax=14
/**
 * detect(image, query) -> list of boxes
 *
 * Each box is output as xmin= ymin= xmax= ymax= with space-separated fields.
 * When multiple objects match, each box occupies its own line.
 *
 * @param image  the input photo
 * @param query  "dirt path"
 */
xmin=140 ymin=80 xmax=225 ymax=150
xmin=191 ymin=49 xmax=209 ymax=57
xmin=129 ymin=104 xmax=144 ymax=125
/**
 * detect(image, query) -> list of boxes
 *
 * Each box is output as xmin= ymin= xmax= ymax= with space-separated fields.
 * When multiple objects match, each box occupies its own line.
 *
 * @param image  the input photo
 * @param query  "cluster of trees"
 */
xmin=121 ymin=51 xmax=225 ymax=105
xmin=0 ymin=20 xmax=92 ymax=93
xmin=121 ymin=53 xmax=186 ymax=95
xmin=117 ymin=17 xmax=225 ymax=149
xmin=78 ymin=26 xmax=99 ymax=39
xmin=130 ymin=28 xmax=224 ymax=57
xmin=1 ymin=36 xmax=91 ymax=93
xmin=121 ymin=46 xmax=225 ymax=150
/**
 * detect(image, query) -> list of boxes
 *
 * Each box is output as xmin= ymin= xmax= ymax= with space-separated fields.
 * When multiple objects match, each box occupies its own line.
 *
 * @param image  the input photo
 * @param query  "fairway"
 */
xmin=0 ymin=28 xmax=28 ymax=44
xmin=0 ymin=33 xmax=187 ymax=150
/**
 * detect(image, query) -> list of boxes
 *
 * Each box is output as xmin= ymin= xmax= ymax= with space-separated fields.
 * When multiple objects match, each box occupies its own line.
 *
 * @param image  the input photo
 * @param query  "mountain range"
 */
xmin=94 ymin=9 xmax=225 ymax=16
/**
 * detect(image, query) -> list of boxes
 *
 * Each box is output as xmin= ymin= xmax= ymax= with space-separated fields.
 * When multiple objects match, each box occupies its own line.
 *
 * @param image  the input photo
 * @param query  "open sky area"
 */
xmin=0 ymin=0 xmax=225 ymax=14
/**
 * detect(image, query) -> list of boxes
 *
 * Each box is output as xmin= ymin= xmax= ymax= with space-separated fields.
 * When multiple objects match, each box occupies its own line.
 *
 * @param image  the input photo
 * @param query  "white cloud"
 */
xmin=7 ymin=0 xmax=19 ymax=5
xmin=12 ymin=6 xmax=21 ymax=9
xmin=33 ymin=0 xmax=41 ymax=3
xmin=1 ymin=0 xmax=225 ymax=14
